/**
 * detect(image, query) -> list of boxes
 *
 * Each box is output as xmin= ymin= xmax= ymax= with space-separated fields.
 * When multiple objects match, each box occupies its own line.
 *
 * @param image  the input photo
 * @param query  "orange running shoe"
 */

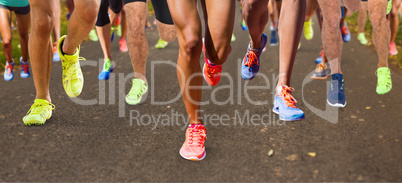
xmin=119 ymin=39 xmax=128 ymax=53
xmin=202 ymin=40 xmax=222 ymax=86
xmin=180 ymin=124 xmax=207 ymax=161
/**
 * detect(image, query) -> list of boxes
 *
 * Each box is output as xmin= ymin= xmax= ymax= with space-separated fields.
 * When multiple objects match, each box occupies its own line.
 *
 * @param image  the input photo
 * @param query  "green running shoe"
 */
xmin=376 ymin=67 xmax=392 ymax=94
xmin=23 ymin=99 xmax=55 ymax=126
xmin=155 ymin=38 xmax=168 ymax=49
xmin=88 ymin=29 xmax=98 ymax=42
xmin=126 ymin=79 xmax=148 ymax=105
xmin=117 ymin=25 xmax=122 ymax=37
xmin=357 ymin=33 xmax=368 ymax=45
xmin=231 ymin=34 xmax=236 ymax=42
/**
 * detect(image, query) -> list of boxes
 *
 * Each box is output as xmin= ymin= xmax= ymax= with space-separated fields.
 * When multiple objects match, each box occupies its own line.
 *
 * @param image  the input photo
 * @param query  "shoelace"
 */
xmin=277 ymin=86 xmax=298 ymax=108
xmin=330 ymin=79 xmax=344 ymax=92
xmin=27 ymin=102 xmax=55 ymax=115
xmin=188 ymin=125 xmax=206 ymax=148
xmin=244 ymin=50 xmax=259 ymax=68
xmin=207 ymin=64 xmax=220 ymax=78
xmin=64 ymin=57 xmax=86 ymax=80
xmin=341 ymin=26 xmax=348 ymax=35
xmin=21 ymin=64 xmax=29 ymax=73
xmin=315 ymin=63 xmax=325 ymax=72
xmin=5 ymin=65 xmax=13 ymax=74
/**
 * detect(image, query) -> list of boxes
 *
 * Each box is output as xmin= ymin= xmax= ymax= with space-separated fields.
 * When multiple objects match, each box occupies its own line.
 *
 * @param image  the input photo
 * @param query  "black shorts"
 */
xmin=96 ymin=0 xmax=123 ymax=27
xmin=0 ymin=4 xmax=30 ymax=15
xmin=123 ymin=0 xmax=173 ymax=25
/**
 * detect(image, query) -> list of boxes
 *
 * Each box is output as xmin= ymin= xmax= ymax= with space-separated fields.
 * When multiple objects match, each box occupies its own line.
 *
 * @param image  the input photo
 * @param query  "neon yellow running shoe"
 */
xmin=231 ymin=34 xmax=236 ymax=42
xmin=155 ymin=38 xmax=168 ymax=49
xmin=387 ymin=0 xmax=392 ymax=15
xmin=126 ymin=79 xmax=148 ymax=105
xmin=376 ymin=67 xmax=392 ymax=95
xmin=304 ymin=19 xmax=314 ymax=40
xmin=88 ymin=29 xmax=98 ymax=42
xmin=357 ymin=33 xmax=368 ymax=45
xmin=58 ymin=35 xmax=85 ymax=98
xmin=23 ymin=99 xmax=55 ymax=126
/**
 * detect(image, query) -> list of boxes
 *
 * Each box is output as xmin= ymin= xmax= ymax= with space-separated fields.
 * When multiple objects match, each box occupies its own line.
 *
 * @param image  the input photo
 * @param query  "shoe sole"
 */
xmin=327 ymin=99 xmax=346 ymax=107
xmin=310 ymin=74 xmax=330 ymax=80
xmin=272 ymin=108 xmax=305 ymax=121
xmin=179 ymin=150 xmax=206 ymax=161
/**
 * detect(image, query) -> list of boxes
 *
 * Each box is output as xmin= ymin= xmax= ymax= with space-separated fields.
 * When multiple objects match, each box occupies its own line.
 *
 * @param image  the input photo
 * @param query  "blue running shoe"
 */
xmin=273 ymin=85 xmax=305 ymax=121
xmin=241 ymin=33 xmax=268 ymax=80
xmin=270 ymin=30 xmax=278 ymax=46
xmin=327 ymin=73 xmax=346 ymax=107
xmin=315 ymin=50 xmax=324 ymax=64
xmin=20 ymin=57 xmax=30 ymax=78
xmin=340 ymin=23 xmax=351 ymax=42
xmin=111 ymin=27 xmax=115 ymax=42
xmin=98 ymin=58 xmax=114 ymax=80
xmin=53 ymin=52 xmax=60 ymax=62
xmin=241 ymin=20 xmax=248 ymax=31
xmin=4 ymin=62 xmax=14 ymax=81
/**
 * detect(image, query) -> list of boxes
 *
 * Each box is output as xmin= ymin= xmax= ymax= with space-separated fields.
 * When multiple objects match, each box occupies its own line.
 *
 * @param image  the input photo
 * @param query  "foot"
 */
xmin=20 ymin=57 xmax=30 ymax=78
xmin=117 ymin=25 xmax=122 ymax=37
xmin=389 ymin=42 xmax=398 ymax=56
xmin=241 ymin=33 xmax=268 ymax=80
xmin=327 ymin=73 xmax=346 ymax=107
xmin=119 ymin=39 xmax=128 ymax=52
xmin=311 ymin=63 xmax=331 ymax=80
xmin=304 ymin=19 xmax=314 ymax=40
xmin=340 ymin=23 xmax=351 ymax=42
xmin=376 ymin=67 xmax=392 ymax=95
xmin=357 ymin=33 xmax=368 ymax=45
xmin=58 ymin=35 xmax=85 ymax=98
xmin=154 ymin=38 xmax=168 ymax=49
xmin=125 ymin=78 xmax=148 ymax=105
xmin=273 ymin=85 xmax=305 ymax=121
xmin=241 ymin=20 xmax=248 ymax=31
xmin=88 ymin=29 xmax=98 ymax=42
xmin=203 ymin=39 xmax=222 ymax=86
xmin=270 ymin=30 xmax=278 ymax=46
xmin=179 ymin=124 xmax=207 ymax=161
xmin=315 ymin=49 xmax=324 ymax=64
xmin=4 ymin=62 xmax=14 ymax=81
xmin=23 ymin=99 xmax=55 ymax=126
xmin=98 ymin=58 xmax=114 ymax=80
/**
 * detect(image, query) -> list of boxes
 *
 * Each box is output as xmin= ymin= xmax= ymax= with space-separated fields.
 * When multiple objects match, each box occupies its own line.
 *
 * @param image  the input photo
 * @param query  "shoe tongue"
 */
xmin=34 ymin=99 xmax=49 ymax=104
xmin=331 ymin=73 xmax=343 ymax=81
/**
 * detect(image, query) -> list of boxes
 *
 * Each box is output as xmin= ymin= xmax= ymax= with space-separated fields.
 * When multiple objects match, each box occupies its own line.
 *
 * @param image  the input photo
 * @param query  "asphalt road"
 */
xmin=0 ymin=14 xmax=401 ymax=181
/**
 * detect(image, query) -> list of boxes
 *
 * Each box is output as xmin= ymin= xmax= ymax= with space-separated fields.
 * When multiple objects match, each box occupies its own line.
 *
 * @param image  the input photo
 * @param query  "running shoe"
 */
xmin=315 ymin=49 xmax=324 ymax=64
xmin=111 ymin=26 xmax=115 ymax=42
xmin=311 ymin=63 xmax=331 ymax=80
xmin=4 ymin=61 xmax=14 ymax=81
xmin=23 ymin=99 xmax=55 ymax=126
xmin=126 ymin=78 xmax=148 ymax=105
xmin=304 ymin=19 xmax=314 ymax=40
xmin=203 ymin=39 xmax=222 ymax=86
xmin=88 ymin=29 xmax=98 ymax=42
xmin=270 ymin=23 xmax=275 ymax=31
xmin=340 ymin=23 xmax=351 ymax=42
xmin=117 ymin=25 xmax=122 ymax=37
xmin=241 ymin=33 xmax=268 ymax=80
xmin=180 ymin=124 xmax=207 ymax=161
xmin=270 ymin=30 xmax=278 ymax=46
xmin=376 ymin=67 xmax=392 ymax=94
xmin=155 ymin=38 xmax=168 ymax=49
xmin=241 ymin=20 xmax=248 ymax=31
xmin=119 ymin=38 xmax=128 ymax=52
xmin=66 ymin=13 xmax=71 ymax=20
xmin=357 ymin=33 xmax=368 ymax=45
xmin=98 ymin=58 xmax=114 ymax=80
xmin=20 ymin=57 xmax=30 ymax=78
xmin=273 ymin=85 xmax=305 ymax=121
xmin=327 ymin=73 xmax=346 ymax=107
xmin=58 ymin=35 xmax=85 ymax=98
xmin=53 ymin=42 xmax=60 ymax=62
xmin=298 ymin=42 xmax=301 ymax=50
xmin=231 ymin=34 xmax=236 ymax=42
xmin=389 ymin=42 xmax=398 ymax=56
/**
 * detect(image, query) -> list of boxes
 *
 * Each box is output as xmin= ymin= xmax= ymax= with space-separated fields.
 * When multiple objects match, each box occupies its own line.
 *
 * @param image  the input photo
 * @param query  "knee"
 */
xmin=32 ymin=12 xmax=53 ymax=35
xmin=76 ymin=1 xmax=100 ymax=24
xmin=181 ymin=34 xmax=201 ymax=59
xmin=391 ymin=6 xmax=399 ymax=16
xmin=2 ymin=39 xmax=12 ymax=49
xmin=368 ymin=12 xmax=386 ymax=29
xmin=206 ymin=41 xmax=231 ymax=65
xmin=127 ymin=16 xmax=146 ymax=33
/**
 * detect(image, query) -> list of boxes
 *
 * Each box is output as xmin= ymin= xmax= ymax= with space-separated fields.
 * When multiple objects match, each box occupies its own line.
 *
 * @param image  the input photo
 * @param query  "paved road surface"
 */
xmin=0 ymin=14 xmax=401 ymax=181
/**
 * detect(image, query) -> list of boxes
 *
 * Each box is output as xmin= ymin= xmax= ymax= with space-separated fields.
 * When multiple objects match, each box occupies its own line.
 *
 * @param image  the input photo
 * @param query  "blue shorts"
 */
xmin=0 ymin=4 xmax=30 ymax=15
